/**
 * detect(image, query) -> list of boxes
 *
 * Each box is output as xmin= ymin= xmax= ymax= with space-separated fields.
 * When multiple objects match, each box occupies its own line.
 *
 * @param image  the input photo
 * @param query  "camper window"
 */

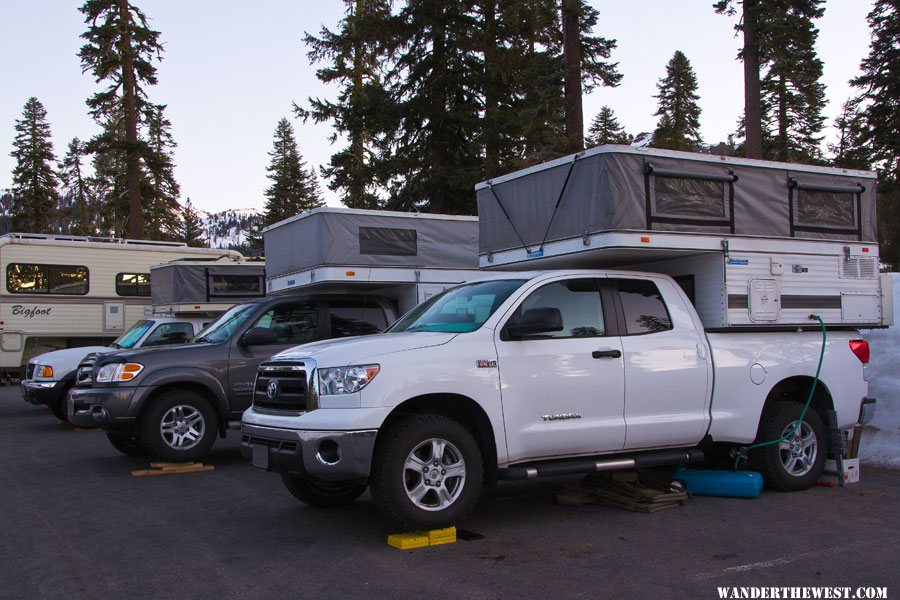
xmin=209 ymin=274 xmax=263 ymax=296
xmin=651 ymin=177 xmax=729 ymax=221
xmin=6 ymin=263 xmax=89 ymax=295
xmin=359 ymin=227 xmax=417 ymax=256
xmin=116 ymin=273 xmax=151 ymax=297
xmin=794 ymin=189 xmax=857 ymax=230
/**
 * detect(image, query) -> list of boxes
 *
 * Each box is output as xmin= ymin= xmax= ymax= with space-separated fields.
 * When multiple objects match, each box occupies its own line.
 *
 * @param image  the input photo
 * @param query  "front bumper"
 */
xmin=240 ymin=422 xmax=377 ymax=482
xmin=67 ymin=386 xmax=141 ymax=430
xmin=21 ymin=380 xmax=67 ymax=406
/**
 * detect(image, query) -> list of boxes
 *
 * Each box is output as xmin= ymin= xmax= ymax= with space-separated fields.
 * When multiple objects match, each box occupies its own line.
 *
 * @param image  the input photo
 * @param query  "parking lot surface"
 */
xmin=2 ymin=386 xmax=898 ymax=599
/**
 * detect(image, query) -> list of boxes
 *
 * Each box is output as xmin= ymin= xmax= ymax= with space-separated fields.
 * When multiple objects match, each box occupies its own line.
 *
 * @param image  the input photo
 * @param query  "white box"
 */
xmin=820 ymin=458 xmax=860 ymax=485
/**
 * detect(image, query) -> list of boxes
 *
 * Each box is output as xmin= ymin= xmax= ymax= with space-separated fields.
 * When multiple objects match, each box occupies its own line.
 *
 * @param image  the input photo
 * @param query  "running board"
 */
xmin=498 ymin=449 xmax=704 ymax=481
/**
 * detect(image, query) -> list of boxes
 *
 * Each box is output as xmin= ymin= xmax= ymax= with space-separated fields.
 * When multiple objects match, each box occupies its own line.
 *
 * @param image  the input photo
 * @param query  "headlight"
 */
xmin=35 ymin=365 xmax=54 ymax=379
xmin=96 ymin=362 xmax=144 ymax=383
xmin=318 ymin=364 xmax=380 ymax=395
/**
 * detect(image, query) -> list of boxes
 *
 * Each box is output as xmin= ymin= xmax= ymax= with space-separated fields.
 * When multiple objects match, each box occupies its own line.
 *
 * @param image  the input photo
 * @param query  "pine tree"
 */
xmin=829 ymin=99 xmax=872 ymax=171
xmin=179 ymin=198 xmax=205 ymax=247
xmin=298 ymin=0 xmax=392 ymax=209
xmin=758 ymin=0 xmax=826 ymax=163
xmin=143 ymin=104 xmax=181 ymax=239
xmin=10 ymin=97 xmax=57 ymax=233
xmin=585 ymin=106 xmax=630 ymax=147
xmin=851 ymin=0 xmax=900 ymax=181
xmin=79 ymin=0 xmax=165 ymax=239
xmin=715 ymin=0 xmax=765 ymax=159
xmin=57 ymin=138 xmax=94 ymax=235
xmin=651 ymin=51 xmax=702 ymax=152
xmin=262 ymin=118 xmax=324 ymax=226
xmin=90 ymin=109 xmax=128 ymax=236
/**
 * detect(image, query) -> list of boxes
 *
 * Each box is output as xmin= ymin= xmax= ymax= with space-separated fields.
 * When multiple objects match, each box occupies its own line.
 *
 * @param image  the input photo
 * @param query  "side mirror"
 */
xmin=506 ymin=307 xmax=563 ymax=338
xmin=239 ymin=327 xmax=279 ymax=347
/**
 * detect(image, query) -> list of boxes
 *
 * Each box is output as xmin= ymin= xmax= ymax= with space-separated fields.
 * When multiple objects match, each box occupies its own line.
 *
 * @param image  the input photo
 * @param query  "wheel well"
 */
xmin=138 ymin=383 xmax=228 ymax=437
xmin=762 ymin=376 xmax=834 ymax=422
xmin=376 ymin=394 xmax=499 ymax=486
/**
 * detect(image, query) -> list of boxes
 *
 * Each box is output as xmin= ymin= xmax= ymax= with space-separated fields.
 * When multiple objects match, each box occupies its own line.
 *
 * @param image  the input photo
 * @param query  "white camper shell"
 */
xmin=0 ymin=233 xmax=242 ymax=376
xmin=263 ymin=207 xmax=483 ymax=314
xmin=477 ymin=146 xmax=891 ymax=330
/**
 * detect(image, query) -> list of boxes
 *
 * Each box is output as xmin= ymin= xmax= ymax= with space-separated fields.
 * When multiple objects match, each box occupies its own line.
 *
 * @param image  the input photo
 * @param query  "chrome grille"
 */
xmin=25 ymin=363 xmax=35 ymax=380
xmin=253 ymin=361 xmax=309 ymax=412
xmin=75 ymin=353 xmax=99 ymax=387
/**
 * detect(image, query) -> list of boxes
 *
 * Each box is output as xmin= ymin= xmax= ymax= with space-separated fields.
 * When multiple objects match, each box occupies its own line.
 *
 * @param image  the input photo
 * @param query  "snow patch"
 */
xmin=200 ymin=208 xmax=261 ymax=249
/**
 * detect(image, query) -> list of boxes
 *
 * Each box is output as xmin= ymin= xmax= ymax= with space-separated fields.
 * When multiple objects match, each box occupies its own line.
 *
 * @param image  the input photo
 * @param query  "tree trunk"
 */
xmin=483 ymin=1 xmax=500 ymax=177
xmin=562 ymin=0 xmax=584 ymax=153
xmin=742 ymin=0 xmax=763 ymax=160
xmin=348 ymin=0 xmax=368 ymax=208
xmin=117 ymin=0 xmax=142 ymax=239
xmin=777 ymin=73 xmax=788 ymax=162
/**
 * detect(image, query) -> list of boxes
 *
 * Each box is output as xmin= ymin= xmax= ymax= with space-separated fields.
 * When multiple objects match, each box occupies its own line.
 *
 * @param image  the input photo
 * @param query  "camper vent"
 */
xmin=840 ymin=257 xmax=877 ymax=280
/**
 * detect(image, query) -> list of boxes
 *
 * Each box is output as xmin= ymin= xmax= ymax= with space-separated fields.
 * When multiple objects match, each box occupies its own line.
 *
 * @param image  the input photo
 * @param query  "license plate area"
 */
xmin=251 ymin=444 xmax=270 ymax=470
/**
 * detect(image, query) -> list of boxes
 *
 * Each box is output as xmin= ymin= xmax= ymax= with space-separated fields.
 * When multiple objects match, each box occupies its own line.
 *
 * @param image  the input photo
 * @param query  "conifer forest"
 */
xmin=3 ymin=1 xmax=899 ymax=265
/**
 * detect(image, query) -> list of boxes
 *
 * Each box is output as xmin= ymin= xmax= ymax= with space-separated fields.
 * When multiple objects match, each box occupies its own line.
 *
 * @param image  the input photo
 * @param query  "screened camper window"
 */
xmin=6 ymin=263 xmax=89 ymax=295
xmin=209 ymin=274 xmax=263 ymax=296
xmin=359 ymin=227 xmax=417 ymax=256
xmin=793 ymin=189 xmax=857 ymax=231
xmin=653 ymin=178 xmax=727 ymax=219
xmin=116 ymin=273 xmax=150 ymax=297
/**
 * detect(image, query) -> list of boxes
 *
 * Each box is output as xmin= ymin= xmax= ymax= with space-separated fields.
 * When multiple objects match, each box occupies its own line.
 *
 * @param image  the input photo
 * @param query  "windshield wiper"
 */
xmin=110 ymin=342 xmax=121 ymax=349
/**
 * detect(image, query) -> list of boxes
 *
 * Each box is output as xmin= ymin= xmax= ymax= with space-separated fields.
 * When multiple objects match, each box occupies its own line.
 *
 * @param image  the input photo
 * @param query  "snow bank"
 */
xmin=860 ymin=273 xmax=900 ymax=468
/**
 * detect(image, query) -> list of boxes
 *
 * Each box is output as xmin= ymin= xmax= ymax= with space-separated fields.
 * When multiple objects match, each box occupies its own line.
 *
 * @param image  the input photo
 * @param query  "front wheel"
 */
xmin=370 ymin=414 xmax=483 ymax=530
xmin=751 ymin=402 xmax=826 ymax=491
xmin=140 ymin=391 xmax=218 ymax=462
xmin=281 ymin=474 xmax=367 ymax=507
xmin=49 ymin=384 xmax=73 ymax=422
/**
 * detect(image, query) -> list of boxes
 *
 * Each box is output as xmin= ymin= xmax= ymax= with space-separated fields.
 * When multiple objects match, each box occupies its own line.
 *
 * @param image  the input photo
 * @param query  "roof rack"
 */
xmin=1 ymin=232 xmax=188 ymax=247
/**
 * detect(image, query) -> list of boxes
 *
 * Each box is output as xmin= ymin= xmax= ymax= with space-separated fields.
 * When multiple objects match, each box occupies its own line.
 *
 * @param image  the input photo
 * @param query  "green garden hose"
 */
xmin=733 ymin=314 xmax=827 ymax=471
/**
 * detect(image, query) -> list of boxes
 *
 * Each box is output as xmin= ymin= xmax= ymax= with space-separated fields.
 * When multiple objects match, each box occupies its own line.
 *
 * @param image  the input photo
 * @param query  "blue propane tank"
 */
xmin=673 ymin=468 xmax=764 ymax=499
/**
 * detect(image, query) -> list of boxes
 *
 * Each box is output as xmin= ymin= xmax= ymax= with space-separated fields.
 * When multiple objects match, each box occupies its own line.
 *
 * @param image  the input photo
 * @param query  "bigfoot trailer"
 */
xmin=241 ymin=147 xmax=885 ymax=528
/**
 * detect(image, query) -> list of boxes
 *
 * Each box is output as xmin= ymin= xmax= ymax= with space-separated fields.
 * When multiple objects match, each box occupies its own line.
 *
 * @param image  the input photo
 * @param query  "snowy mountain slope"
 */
xmin=200 ymin=208 xmax=261 ymax=249
xmin=861 ymin=273 xmax=900 ymax=468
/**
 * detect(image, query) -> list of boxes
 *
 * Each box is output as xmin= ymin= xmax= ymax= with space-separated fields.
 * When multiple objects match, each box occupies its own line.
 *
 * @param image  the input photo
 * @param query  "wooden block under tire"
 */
xmin=131 ymin=464 xmax=214 ymax=477
xmin=149 ymin=462 xmax=197 ymax=468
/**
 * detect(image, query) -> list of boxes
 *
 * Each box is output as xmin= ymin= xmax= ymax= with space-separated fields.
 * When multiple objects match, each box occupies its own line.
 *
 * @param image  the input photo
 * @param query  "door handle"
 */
xmin=592 ymin=349 xmax=622 ymax=359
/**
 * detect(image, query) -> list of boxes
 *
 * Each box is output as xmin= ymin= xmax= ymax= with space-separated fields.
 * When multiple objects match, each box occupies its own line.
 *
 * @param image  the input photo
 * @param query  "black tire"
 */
xmin=139 ymin=390 xmax=218 ymax=462
xmin=370 ymin=414 xmax=483 ymax=530
xmin=106 ymin=432 xmax=148 ymax=457
xmin=48 ymin=383 xmax=74 ymax=422
xmin=751 ymin=401 xmax=826 ymax=491
xmin=281 ymin=474 xmax=367 ymax=508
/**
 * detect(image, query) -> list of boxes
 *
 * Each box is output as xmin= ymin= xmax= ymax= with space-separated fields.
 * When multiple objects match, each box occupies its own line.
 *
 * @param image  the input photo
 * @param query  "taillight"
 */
xmin=850 ymin=339 xmax=870 ymax=364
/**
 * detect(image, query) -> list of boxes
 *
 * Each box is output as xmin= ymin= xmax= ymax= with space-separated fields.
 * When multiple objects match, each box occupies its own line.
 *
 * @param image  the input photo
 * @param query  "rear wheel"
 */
xmin=48 ymin=383 xmax=73 ymax=422
xmin=281 ymin=474 xmax=367 ymax=507
xmin=370 ymin=414 xmax=483 ymax=529
xmin=140 ymin=391 xmax=218 ymax=462
xmin=751 ymin=402 xmax=826 ymax=491
xmin=106 ymin=432 xmax=148 ymax=457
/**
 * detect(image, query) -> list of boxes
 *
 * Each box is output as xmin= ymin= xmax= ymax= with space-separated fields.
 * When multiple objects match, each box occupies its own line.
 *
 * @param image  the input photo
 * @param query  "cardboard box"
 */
xmin=819 ymin=458 xmax=860 ymax=485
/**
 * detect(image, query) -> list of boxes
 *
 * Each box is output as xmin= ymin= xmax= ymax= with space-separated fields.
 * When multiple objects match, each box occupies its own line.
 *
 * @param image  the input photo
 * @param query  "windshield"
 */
xmin=388 ymin=279 xmax=527 ymax=334
xmin=112 ymin=320 xmax=154 ymax=349
xmin=193 ymin=303 xmax=257 ymax=344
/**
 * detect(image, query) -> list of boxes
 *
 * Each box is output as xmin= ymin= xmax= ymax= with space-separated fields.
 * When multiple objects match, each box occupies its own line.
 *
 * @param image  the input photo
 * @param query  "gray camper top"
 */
xmin=150 ymin=259 xmax=266 ymax=314
xmin=476 ymin=146 xmax=888 ymax=329
xmin=263 ymin=207 xmax=483 ymax=313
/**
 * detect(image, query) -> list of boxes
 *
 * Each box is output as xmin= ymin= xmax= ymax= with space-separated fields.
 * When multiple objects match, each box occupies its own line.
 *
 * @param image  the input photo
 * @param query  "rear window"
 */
xmin=615 ymin=279 xmax=672 ymax=335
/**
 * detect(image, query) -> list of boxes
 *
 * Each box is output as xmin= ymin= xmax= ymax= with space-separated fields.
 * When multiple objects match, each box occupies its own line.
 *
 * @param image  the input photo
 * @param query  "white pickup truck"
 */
xmin=21 ymin=315 xmax=211 ymax=421
xmin=241 ymin=270 xmax=875 ymax=528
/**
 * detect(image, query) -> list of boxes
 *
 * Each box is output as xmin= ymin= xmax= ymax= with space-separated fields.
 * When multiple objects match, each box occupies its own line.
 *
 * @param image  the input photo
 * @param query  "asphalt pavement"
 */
xmin=1 ymin=385 xmax=898 ymax=599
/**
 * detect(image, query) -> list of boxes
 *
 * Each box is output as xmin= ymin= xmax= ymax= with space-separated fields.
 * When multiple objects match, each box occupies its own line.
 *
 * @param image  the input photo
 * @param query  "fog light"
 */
xmin=90 ymin=406 xmax=109 ymax=422
xmin=316 ymin=439 xmax=341 ymax=465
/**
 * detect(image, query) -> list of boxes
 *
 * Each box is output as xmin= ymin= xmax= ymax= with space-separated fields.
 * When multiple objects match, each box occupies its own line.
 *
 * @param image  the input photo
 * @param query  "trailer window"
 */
xmin=209 ymin=274 xmax=264 ymax=297
xmin=116 ymin=273 xmax=151 ymax=297
xmin=7 ymin=263 xmax=89 ymax=295
xmin=615 ymin=279 xmax=672 ymax=335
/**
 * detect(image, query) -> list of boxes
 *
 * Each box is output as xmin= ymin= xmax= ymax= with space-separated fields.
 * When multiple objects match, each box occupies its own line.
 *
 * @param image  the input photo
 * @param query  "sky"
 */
xmin=0 ymin=1 xmax=876 ymax=214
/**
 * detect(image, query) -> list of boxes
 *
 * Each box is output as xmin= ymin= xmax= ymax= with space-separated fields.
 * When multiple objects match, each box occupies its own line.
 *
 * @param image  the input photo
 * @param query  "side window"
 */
xmin=507 ymin=279 xmax=605 ymax=339
xmin=143 ymin=322 xmax=195 ymax=347
xmin=7 ymin=263 xmax=89 ymax=295
xmin=329 ymin=301 xmax=388 ymax=338
xmin=116 ymin=273 xmax=151 ymax=297
xmin=615 ymin=279 xmax=672 ymax=335
xmin=252 ymin=303 xmax=319 ymax=344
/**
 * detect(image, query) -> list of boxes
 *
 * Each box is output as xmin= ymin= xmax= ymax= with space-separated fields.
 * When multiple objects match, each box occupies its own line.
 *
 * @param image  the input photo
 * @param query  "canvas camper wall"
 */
xmin=263 ymin=207 xmax=482 ymax=314
xmin=150 ymin=260 xmax=265 ymax=314
xmin=476 ymin=146 xmax=888 ymax=329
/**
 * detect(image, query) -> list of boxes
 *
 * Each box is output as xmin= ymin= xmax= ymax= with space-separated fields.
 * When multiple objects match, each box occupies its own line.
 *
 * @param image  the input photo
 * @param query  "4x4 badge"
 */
xmin=267 ymin=379 xmax=279 ymax=399
xmin=476 ymin=360 xmax=497 ymax=368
